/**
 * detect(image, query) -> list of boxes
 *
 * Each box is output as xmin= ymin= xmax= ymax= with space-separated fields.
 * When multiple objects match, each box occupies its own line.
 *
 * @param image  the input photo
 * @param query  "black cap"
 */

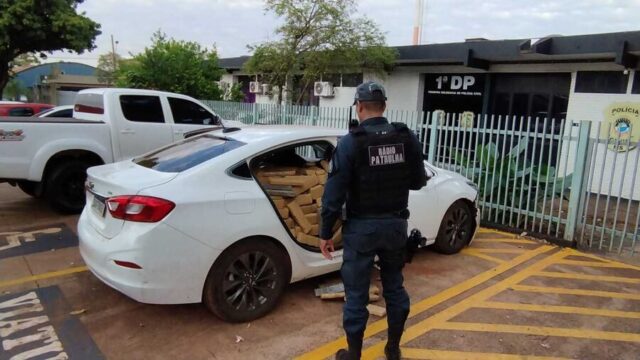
xmin=353 ymin=81 xmax=387 ymax=105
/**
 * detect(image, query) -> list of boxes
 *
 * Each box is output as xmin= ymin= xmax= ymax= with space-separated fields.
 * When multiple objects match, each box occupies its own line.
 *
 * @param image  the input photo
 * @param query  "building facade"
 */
xmin=13 ymin=62 xmax=106 ymax=105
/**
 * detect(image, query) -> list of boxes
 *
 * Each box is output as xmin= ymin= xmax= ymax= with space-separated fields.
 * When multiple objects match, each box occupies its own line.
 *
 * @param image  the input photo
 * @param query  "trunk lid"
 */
xmin=85 ymin=160 xmax=178 ymax=239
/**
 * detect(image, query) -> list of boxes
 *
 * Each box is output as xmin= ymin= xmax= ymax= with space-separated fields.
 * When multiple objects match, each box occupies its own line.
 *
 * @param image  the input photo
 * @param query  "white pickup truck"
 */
xmin=0 ymin=88 xmax=235 ymax=213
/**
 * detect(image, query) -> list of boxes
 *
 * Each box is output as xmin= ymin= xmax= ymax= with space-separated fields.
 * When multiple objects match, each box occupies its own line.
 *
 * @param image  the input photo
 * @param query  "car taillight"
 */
xmin=106 ymin=196 xmax=175 ymax=222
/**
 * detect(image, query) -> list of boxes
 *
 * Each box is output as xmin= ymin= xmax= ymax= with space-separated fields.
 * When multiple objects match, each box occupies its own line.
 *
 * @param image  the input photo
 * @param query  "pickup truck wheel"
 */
xmin=203 ymin=239 xmax=290 ymax=323
xmin=17 ymin=181 xmax=42 ymax=198
xmin=434 ymin=201 xmax=474 ymax=254
xmin=46 ymin=160 xmax=89 ymax=213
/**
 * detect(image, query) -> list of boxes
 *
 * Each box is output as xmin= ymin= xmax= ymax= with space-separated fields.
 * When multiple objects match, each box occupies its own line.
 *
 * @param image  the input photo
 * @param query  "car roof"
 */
xmin=212 ymin=125 xmax=346 ymax=147
xmin=78 ymin=88 xmax=193 ymax=98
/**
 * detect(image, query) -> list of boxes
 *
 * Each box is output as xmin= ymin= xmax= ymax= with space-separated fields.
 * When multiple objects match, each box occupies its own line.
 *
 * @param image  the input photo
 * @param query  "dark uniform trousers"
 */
xmin=341 ymin=217 xmax=410 ymax=357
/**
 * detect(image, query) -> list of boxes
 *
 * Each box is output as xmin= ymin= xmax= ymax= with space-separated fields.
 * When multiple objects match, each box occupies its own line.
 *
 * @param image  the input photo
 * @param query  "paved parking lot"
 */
xmin=1 ymin=183 xmax=639 ymax=359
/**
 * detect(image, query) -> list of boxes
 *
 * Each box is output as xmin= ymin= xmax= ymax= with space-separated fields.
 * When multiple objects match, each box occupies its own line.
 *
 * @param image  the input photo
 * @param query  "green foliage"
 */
xmin=454 ymin=138 xmax=567 ymax=210
xmin=3 ymin=79 xmax=26 ymax=101
xmin=97 ymin=52 xmax=123 ymax=85
xmin=116 ymin=31 xmax=223 ymax=99
xmin=0 ymin=0 xmax=100 ymax=96
xmin=243 ymin=0 xmax=397 ymax=104
xmin=225 ymin=83 xmax=246 ymax=102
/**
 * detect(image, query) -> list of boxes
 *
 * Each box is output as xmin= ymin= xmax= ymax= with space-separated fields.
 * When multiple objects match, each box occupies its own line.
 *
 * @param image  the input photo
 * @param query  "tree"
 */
xmin=115 ymin=31 xmax=224 ymax=99
xmin=225 ymin=83 xmax=246 ymax=102
xmin=97 ymin=52 xmax=122 ymax=85
xmin=243 ymin=0 xmax=397 ymax=104
xmin=3 ymin=79 xmax=27 ymax=101
xmin=0 ymin=0 xmax=101 ymax=98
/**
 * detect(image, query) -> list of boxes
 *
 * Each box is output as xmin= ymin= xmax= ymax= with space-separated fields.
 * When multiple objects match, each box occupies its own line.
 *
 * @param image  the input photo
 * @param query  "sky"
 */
xmin=46 ymin=0 xmax=640 ymax=67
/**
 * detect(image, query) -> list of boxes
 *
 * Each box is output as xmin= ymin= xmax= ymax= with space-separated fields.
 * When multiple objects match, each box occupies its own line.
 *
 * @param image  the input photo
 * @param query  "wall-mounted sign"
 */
xmin=426 ymin=74 xmax=484 ymax=97
xmin=423 ymin=74 xmax=486 ymax=115
xmin=602 ymin=102 xmax=640 ymax=152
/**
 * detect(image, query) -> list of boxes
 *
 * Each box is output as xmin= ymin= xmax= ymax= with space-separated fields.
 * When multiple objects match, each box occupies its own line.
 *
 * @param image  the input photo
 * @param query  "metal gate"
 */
xmin=205 ymin=100 xmax=640 ymax=256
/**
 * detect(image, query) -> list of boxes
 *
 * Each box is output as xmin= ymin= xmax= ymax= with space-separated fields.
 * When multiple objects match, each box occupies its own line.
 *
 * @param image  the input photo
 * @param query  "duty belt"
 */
xmin=348 ymin=209 xmax=409 ymax=220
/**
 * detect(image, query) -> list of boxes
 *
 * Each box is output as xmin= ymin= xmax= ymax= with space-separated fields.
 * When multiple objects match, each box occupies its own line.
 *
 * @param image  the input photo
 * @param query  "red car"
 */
xmin=0 ymin=103 xmax=54 ymax=117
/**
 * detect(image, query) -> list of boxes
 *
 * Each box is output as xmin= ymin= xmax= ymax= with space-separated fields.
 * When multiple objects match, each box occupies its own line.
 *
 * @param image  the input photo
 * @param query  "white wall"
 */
xmin=366 ymin=70 xmax=423 ymax=110
xmin=562 ymin=70 xmax=640 ymax=200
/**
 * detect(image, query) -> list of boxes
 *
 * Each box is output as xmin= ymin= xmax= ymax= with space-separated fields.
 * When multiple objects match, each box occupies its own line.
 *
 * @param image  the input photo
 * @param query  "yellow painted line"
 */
xmin=566 ymin=248 xmax=640 ymax=272
xmin=295 ymin=245 xmax=553 ymax=359
xmin=461 ymin=249 xmax=506 ymax=264
xmin=438 ymin=322 xmax=640 ymax=342
xmin=360 ymin=246 xmax=559 ymax=359
xmin=0 ymin=266 xmax=88 ymax=289
xmin=474 ymin=248 xmax=527 ymax=254
xmin=402 ymin=347 xmax=572 ymax=360
xmin=534 ymin=271 xmax=640 ymax=284
xmin=477 ymin=228 xmax=519 ymax=238
xmin=555 ymin=259 xmax=638 ymax=269
xmin=474 ymin=238 xmax=536 ymax=244
xmin=477 ymin=301 xmax=640 ymax=319
xmin=510 ymin=284 xmax=640 ymax=300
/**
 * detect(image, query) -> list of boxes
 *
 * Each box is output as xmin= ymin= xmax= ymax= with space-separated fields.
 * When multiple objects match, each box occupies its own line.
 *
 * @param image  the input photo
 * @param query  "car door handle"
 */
xmin=121 ymin=129 xmax=135 ymax=135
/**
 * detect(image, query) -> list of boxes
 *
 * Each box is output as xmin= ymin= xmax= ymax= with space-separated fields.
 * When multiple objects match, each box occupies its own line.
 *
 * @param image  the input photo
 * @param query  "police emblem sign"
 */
xmin=601 ymin=102 xmax=640 ymax=152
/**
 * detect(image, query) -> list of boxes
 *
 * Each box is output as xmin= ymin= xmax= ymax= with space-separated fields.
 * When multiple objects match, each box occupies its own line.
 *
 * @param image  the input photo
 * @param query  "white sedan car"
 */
xmin=78 ymin=126 xmax=479 ymax=322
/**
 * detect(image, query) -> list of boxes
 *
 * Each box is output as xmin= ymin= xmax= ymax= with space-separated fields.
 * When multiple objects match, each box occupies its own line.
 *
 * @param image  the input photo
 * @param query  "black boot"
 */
xmin=335 ymin=349 xmax=354 ymax=360
xmin=385 ymin=329 xmax=402 ymax=360
xmin=384 ymin=343 xmax=401 ymax=360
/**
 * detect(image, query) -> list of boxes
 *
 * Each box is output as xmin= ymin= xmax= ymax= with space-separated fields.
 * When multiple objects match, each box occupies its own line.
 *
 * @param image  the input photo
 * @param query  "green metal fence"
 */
xmin=204 ymin=100 xmax=639 ymax=256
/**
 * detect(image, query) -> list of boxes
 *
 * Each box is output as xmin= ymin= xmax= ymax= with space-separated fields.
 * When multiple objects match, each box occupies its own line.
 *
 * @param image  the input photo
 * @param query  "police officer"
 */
xmin=320 ymin=81 xmax=427 ymax=360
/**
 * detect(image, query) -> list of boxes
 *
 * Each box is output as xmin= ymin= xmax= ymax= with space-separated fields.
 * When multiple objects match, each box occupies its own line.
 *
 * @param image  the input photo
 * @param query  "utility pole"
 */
xmin=111 ymin=35 xmax=118 ymax=70
xmin=412 ymin=0 xmax=425 ymax=45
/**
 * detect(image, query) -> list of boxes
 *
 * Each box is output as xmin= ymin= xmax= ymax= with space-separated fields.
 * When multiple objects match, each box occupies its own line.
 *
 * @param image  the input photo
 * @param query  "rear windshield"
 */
xmin=74 ymin=93 xmax=104 ymax=114
xmin=134 ymin=135 xmax=246 ymax=172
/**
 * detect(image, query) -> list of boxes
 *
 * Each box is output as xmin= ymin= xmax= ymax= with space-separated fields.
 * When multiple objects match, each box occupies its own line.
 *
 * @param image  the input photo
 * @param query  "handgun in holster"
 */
xmin=405 ymin=229 xmax=426 ymax=263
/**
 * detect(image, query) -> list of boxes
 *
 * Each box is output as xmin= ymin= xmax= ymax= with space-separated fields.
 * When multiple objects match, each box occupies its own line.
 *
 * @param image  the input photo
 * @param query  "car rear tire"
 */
xmin=203 ymin=239 xmax=291 ymax=323
xmin=434 ymin=200 xmax=474 ymax=254
xmin=45 ymin=160 xmax=89 ymax=214
xmin=17 ymin=181 xmax=42 ymax=198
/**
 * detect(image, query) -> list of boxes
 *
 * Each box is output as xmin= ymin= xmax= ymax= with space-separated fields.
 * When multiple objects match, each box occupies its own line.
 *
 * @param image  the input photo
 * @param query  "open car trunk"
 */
xmin=251 ymin=143 xmax=342 ymax=250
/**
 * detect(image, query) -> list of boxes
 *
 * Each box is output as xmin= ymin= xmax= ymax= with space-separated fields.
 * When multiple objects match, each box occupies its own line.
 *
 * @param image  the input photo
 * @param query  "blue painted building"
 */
xmin=13 ymin=62 xmax=105 ymax=105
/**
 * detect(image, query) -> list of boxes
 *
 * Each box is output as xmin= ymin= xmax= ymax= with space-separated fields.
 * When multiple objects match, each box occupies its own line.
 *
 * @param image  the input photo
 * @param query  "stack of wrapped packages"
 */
xmin=254 ymin=160 xmax=342 ymax=248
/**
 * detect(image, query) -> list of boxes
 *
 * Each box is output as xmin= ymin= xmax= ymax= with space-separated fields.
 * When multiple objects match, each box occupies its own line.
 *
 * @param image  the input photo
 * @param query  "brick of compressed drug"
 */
xmin=296 ymin=193 xmax=313 ymax=206
xmin=301 ymin=204 xmax=317 ymax=214
xmin=270 ymin=175 xmax=318 ymax=188
xmin=320 ymin=160 xmax=330 ymax=172
xmin=332 ymin=227 xmax=342 ymax=244
xmin=303 ymin=167 xmax=322 ymax=175
xmin=332 ymin=219 xmax=342 ymax=232
xmin=316 ymin=169 xmax=326 ymax=175
xmin=305 ymin=213 xmax=318 ymax=225
xmin=288 ymin=200 xmax=312 ymax=234
xmin=278 ymin=207 xmax=290 ymax=218
xmin=310 ymin=224 xmax=319 ymax=236
xmin=316 ymin=198 xmax=322 ymax=207
xmin=310 ymin=185 xmax=324 ymax=199
xmin=272 ymin=197 xmax=287 ymax=209
xmin=297 ymin=232 xmax=320 ymax=247
xmin=318 ymin=174 xmax=327 ymax=185
xmin=285 ymin=218 xmax=295 ymax=228
xmin=261 ymin=168 xmax=297 ymax=177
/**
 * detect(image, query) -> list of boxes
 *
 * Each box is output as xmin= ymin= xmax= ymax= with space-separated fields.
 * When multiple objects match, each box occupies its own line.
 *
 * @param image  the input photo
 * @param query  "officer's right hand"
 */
xmin=320 ymin=239 xmax=335 ymax=260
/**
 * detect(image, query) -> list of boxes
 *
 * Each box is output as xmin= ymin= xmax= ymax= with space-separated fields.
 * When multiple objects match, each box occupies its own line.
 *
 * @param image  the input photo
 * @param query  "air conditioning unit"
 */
xmin=314 ymin=82 xmax=334 ymax=97
xmin=249 ymin=81 xmax=262 ymax=94
xmin=261 ymin=84 xmax=271 ymax=94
